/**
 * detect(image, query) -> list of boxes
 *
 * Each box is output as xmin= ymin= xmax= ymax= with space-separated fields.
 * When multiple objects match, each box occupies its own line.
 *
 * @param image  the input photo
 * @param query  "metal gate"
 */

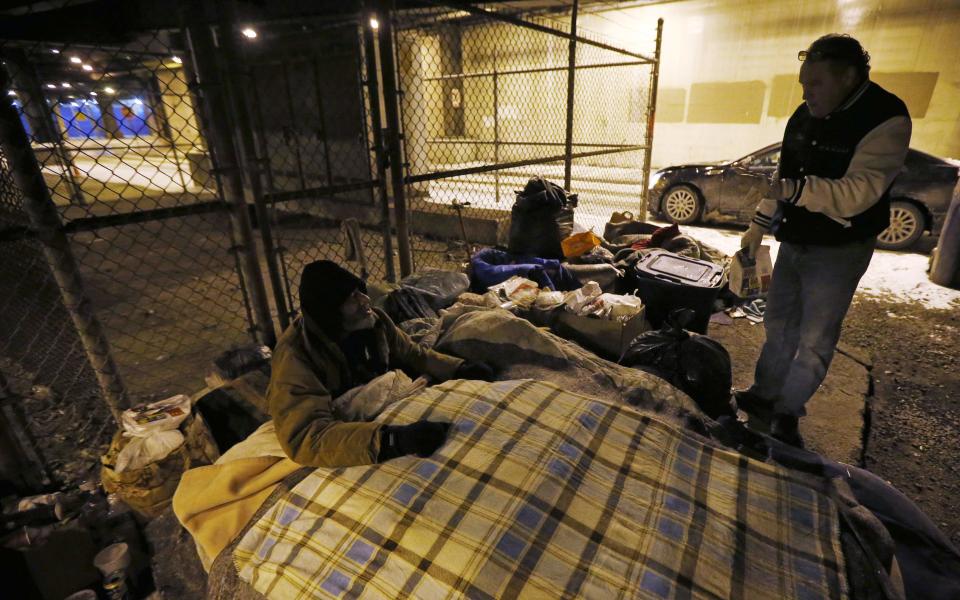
xmin=0 ymin=0 xmax=660 ymax=487
xmin=0 ymin=28 xmax=262 ymax=484
xmin=386 ymin=2 xmax=662 ymax=273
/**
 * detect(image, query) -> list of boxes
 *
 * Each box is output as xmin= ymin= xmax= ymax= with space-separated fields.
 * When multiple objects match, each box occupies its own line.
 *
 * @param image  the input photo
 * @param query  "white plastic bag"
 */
xmin=534 ymin=290 xmax=566 ymax=309
xmin=603 ymin=293 xmax=644 ymax=321
xmin=114 ymin=429 xmax=184 ymax=473
xmin=114 ymin=394 xmax=192 ymax=473
xmin=120 ymin=394 xmax=191 ymax=437
xmin=563 ymin=281 xmax=603 ymax=315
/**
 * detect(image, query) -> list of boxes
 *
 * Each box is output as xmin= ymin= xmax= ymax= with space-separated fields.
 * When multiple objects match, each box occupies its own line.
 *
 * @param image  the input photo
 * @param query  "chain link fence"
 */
xmin=0 ymin=29 xmax=257 ymax=485
xmin=0 ymin=1 xmax=660 ymax=487
xmin=390 ymin=2 xmax=661 ymax=272
xmin=238 ymin=14 xmax=398 ymax=322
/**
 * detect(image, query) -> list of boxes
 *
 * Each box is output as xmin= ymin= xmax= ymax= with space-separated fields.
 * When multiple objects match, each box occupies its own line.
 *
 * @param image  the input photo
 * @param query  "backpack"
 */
xmin=507 ymin=176 xmax=577 ymax=259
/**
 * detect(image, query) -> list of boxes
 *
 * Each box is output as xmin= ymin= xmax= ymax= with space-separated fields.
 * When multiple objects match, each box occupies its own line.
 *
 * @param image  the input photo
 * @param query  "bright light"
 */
xmin=90 ymin=91 xmax=98 ymax=96
xmin=69 ymin=56 xmax=82 ymax=64
xmin=241 ymin=27 xmax=258 ymax=39
xmin=82 ymin=64 xmax=93 ymax=71
xmin=7 ymin=90 xmax=16 ymax=96
xmin=46 ymin=83 xmax=56 ymax=89
xmin=103 ymin=86 xmax=115 ymax=94
xmin=50 ymin=48 xmax=60 ymax=54
xmin=370 ymin=17 xmax=379 ymax=30
xmin=172 ymin=55 xmax=183 ymax=64
xmin=61 ymin=82 xmax=71 ymax=88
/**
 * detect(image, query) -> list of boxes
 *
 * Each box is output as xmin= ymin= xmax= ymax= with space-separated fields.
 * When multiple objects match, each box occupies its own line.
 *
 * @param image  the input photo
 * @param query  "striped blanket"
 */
xmin=234 ymin=379 xmax=847 ymax=599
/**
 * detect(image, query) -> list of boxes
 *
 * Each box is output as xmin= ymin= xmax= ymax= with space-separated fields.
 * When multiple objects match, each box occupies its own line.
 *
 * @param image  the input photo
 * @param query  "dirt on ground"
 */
xmin=842 ymin=295 xmax=960 ymax=548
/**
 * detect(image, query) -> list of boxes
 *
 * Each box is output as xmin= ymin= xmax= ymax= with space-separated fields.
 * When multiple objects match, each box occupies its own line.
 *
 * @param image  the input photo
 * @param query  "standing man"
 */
xmin=737 ymin=34 xmax=911 ymax=447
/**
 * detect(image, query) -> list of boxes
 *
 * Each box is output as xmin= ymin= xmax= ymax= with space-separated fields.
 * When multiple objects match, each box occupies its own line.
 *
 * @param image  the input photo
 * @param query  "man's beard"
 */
xmin=342 ymin=313 xmax=376 ymax=332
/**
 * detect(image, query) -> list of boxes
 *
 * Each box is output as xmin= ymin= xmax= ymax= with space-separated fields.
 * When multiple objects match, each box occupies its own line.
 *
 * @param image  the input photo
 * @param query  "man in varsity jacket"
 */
xmin=736 ymin=34 xmax=912 ymax=447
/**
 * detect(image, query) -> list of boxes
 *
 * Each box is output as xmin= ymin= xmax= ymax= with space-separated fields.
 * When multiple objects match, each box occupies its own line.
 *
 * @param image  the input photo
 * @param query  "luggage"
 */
xmin=508 ymin=177 xmax=577 ymax=259
xmin=623 ymin=249 xmax=725 ymax=334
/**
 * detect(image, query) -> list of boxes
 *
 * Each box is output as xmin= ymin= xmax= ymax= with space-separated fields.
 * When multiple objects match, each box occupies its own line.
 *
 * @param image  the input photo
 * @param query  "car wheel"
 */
xmin=661 ymin=184 xmax=703 ymax=225
xmin=878 ymin=201 xmax=925 ymax=250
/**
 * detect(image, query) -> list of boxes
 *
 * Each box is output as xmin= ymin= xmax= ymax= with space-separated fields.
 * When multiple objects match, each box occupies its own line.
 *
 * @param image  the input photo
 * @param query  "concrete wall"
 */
xmin=576 ymin=0 xmax=960 ymax=167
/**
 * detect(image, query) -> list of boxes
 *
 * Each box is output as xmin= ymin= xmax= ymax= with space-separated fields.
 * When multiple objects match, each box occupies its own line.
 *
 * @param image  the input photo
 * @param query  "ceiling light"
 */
xmin=46 ymin=83 xmax=56 ymax=89
xmin=7 ymin=90 xmax=16 ymax=96
xmin=370 ymin=18 xmax=379 ymax=30
xmin=172 ymin=55 xmax=183 ymax=64
xmin=50 ymin=48 xmax=60 ymax=54
xmin=90 ymin=91 xmax=98 ymax=96
xmin=103 ymin=86 xmax=115 ymax=94
xmin=61 ymin=82 xmax=71 ymax=88
xmin=82 ymin=64 xmax=93 ymax=71
xmin=69 ymin=56 xmax=82 ymax=64
xmin=241 ymin=27 xmax=257 ymax=39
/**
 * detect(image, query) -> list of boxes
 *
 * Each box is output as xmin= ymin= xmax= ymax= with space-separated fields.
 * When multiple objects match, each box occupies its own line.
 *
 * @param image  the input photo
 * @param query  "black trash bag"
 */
xmin=399 ymin=270 xmax=470 ymax=310
xmin=620 ymin=309 xmax=734 ymax=419
xmin=508 ymin=176 xmax=578 ymax=259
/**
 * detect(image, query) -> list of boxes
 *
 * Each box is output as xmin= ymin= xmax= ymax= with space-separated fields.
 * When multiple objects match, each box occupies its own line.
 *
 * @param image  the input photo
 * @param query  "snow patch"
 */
xmin=654 ymin=223 xmax=960 ymax=310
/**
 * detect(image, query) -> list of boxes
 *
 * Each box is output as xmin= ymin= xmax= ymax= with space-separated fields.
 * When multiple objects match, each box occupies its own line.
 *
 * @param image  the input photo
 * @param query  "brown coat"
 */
xmin=266 ymin=309 xmax=462 ymax=467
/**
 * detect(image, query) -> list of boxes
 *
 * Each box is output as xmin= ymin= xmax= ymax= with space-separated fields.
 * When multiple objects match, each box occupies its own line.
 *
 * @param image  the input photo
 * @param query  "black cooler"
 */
xmin=624 ymin=249 xmax=726 ymax=333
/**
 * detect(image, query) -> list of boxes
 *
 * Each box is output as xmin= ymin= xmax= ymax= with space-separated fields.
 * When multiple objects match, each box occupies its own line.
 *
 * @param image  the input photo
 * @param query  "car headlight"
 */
xmin=648 ymin=170 xmax=665 ymax=189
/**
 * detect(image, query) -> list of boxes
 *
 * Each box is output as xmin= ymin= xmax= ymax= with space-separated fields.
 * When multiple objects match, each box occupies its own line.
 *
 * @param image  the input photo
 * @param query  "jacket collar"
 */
xmin=832 ymin=79 xmax=871 ymax=115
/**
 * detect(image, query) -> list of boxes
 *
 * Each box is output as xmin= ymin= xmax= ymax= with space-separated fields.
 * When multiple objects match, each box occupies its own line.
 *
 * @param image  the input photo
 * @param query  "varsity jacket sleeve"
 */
xmin=780 ymin=115 xmax=912 ymax=220
xmin=751 ymin=177 xmax=780 ymax=231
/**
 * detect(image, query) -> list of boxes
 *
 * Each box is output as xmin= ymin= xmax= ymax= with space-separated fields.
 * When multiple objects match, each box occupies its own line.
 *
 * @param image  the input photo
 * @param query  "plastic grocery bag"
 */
xmin=115 ymin=429 xmax=184 ymax=473
xmin=120 ymin=394 xmax=191 ymax=436
xmin=115 ymin=394 xmax=192 ymax=473
xmin=729 ymin=246 xmax=773 ymax=298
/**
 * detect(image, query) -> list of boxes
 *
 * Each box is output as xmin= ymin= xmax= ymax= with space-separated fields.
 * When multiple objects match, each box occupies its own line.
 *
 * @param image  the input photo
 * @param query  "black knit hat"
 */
xmin=299 ymin=261 xmax=367 ymax=335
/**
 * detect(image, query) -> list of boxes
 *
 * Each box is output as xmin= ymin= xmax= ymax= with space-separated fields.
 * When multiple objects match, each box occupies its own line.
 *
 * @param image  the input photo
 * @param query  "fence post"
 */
xmin=184 ymin=6 xmax=278 ymax=346
xmin=375 ymin=0 xmax=413 ymax=278
xmin=0 ymin=67 xmax=129 ymax=422
xmin=563 ymin=0 xmax=579 ymax=192
xmin=3 ymin=49 xmax=85 ymax=206
xmin=640 ymin=18 xmax=663 ymax=217
xmin=361 ymin=7 xmax=398 ymax=283
xmin=213 ymin=0 xmax=292 ymax=331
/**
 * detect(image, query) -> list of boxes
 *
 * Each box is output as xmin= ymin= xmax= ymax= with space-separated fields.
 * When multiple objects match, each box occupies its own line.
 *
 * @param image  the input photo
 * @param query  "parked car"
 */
xmin=648 ymin=143 xmax=960 ymax=250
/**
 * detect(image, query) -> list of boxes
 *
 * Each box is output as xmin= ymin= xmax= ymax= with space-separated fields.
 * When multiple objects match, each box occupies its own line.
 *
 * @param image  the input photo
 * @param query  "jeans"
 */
xmin=748 ymin=236 xmax=876 ymax=416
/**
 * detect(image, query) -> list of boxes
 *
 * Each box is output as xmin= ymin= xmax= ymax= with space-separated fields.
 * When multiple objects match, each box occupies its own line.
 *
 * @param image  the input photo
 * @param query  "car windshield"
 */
xmin=739 ymin=148 xmax=780 ymax=168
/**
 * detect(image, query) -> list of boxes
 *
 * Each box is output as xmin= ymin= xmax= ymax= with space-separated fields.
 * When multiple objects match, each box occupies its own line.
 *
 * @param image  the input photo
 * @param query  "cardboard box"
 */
xmin=552 ymin=308 xmax=650 ymax=360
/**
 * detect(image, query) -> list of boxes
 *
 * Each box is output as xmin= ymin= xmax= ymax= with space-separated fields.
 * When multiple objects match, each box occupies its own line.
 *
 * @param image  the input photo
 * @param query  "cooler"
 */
xmin=624 ymin=249 xmax=726 ymax=333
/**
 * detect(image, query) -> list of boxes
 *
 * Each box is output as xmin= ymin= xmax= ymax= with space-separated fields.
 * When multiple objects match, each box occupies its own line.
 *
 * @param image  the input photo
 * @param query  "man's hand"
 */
xmin=765 ymin=178 xmax=785 ymax=201
xmin=741 ymin=223 xmax=766 ymax=259
xmin=454 ymin=360 xmax=495 ymax=381
xmin=378 ymin=421 xmax=451 ymax=461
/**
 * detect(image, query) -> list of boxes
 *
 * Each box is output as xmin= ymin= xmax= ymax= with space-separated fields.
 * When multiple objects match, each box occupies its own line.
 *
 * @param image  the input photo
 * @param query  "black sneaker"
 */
xmin=771 ymin=415 xmax=804 ymax=449
xmin=733 ymin=389 xmax=775 ymax=424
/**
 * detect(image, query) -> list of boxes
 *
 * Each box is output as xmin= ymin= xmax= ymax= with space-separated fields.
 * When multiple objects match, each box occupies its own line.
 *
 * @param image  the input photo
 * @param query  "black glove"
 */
xmin=455 ymin=360 xmax=495 ymax=381
xmin=378 ymin=421 xmax=451 ymax=462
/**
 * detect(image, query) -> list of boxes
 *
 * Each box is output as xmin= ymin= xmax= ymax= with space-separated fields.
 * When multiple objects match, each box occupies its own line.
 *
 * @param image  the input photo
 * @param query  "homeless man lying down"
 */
xmin=267 ymin=260 xmax=494 ymax=468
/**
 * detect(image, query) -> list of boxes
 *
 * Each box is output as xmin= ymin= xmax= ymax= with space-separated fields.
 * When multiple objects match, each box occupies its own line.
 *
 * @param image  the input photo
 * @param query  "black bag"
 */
xmin=383 ymin=288 xmax=437 ymax=323
xmin=508 ymin=177 xmax=577 ymax=259
xmin=399 ymin=270 xmax=470 ymax=310
xmin=620 ymin=309 xmax=734 ymax=418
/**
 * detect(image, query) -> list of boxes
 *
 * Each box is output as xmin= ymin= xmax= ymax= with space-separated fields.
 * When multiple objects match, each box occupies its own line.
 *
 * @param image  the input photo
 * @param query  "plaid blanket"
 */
xmin=235 ymin=380 xmax=847 ymax=599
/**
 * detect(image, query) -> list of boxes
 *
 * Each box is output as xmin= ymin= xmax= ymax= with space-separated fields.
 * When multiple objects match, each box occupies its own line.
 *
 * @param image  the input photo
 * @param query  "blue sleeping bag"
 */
xmin=470 ymin=248 xmax=581 ymax=292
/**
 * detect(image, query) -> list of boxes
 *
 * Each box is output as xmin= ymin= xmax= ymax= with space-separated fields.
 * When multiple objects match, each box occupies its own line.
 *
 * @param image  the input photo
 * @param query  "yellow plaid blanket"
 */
xmin=235 ymin=380 xmax=848 ymax=599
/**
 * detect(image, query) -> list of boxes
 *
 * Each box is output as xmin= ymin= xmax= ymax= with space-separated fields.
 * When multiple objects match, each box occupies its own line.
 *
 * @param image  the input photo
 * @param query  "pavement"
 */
xmin=709 ymin=315 xmax=872 ymax=465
